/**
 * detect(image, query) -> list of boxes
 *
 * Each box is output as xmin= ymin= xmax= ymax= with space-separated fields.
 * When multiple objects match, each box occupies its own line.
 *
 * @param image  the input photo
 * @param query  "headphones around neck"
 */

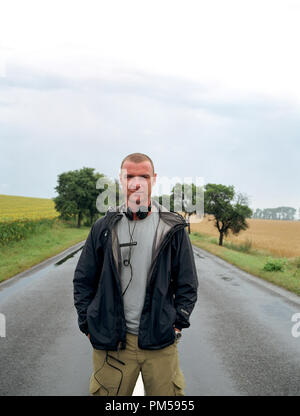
xmin=124 ymin=203 xmax=152 ymax=220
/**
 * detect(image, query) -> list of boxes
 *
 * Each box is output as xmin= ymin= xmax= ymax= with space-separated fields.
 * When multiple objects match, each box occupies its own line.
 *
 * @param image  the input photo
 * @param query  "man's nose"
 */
xmin=128 ymin=181 xmax=141 ymax=191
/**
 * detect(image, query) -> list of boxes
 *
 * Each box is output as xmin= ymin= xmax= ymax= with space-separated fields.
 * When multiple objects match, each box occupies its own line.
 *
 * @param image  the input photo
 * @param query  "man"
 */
xmin=73 ymin=152 xmax=198 ymax=396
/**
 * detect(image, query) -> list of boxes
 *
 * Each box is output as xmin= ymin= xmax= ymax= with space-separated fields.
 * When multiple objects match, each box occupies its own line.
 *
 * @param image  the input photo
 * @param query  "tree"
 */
xmin=152 ymin=194 xmax=174 ymax=211
xmin=253 ymin=208 xmax=263 ymax=219
xmin=53 ymin=167 xmax=104 ymax=227
xmin=204 ymin=183 xmax=252 ymax=246
xmin=170 ymin=183 xmax=204 ymax=234
xmin=252 ymin=206 xmax=296 ymax=220
xmin=96 ymin=176 xmax=122 ymax=213
xmin=152 ymin=184 xmax=204 ymax=234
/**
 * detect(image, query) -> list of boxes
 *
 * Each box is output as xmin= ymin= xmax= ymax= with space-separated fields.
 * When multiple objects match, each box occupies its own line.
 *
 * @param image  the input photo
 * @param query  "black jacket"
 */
xmin=73 ymin=200 xmax=198 ymax=351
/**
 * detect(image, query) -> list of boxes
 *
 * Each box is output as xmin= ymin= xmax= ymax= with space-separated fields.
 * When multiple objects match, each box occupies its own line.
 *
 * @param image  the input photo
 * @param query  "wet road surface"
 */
xmin=0 ymin=242 xmax=299 ymax=395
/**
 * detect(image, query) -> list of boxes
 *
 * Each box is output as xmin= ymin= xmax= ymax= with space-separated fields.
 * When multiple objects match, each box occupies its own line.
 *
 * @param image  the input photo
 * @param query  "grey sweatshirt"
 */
xmin=116 ymin=209 xmax=159 ymax=335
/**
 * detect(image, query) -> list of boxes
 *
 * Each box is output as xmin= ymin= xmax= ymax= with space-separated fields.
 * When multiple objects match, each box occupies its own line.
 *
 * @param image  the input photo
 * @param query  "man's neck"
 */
xmin=127 ymin=197 xmax=152 ymax=221
xmin=132 ymin=211 xmax=151 ymax=221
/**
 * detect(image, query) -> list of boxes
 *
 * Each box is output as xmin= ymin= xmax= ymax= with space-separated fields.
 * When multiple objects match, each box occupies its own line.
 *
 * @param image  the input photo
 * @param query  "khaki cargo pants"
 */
xmin=89 ymin=332 xmax=186 ymax=396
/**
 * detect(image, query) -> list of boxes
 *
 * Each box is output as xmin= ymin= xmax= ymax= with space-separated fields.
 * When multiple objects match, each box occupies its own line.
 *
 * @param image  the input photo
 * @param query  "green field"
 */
xmin=0 ymin=219 xmax=90 ymax=283
xmin=0 ymin=194 xmax=95 ymax=282
xmin=1 ymin=194 xmax=299 ymax=296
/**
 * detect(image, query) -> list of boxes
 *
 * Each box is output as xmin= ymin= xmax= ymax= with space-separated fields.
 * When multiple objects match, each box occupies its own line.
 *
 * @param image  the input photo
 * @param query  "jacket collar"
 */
xmin=106 ymin=197 xmax=187 ymax=228
xmin=105 ymin=198 xmax=188 ymax=278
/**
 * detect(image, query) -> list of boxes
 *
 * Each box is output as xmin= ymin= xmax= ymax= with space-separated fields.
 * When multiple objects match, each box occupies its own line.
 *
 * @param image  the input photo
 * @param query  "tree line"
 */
xmin=53 ymin=167 xmax=299 ymax=249
xmin=252 ymin=207 xmax=298 ymax=221
xmin=53 ymin=167 xmax=253 ymax=247
xmin=153 ymin=183 xmax=252 ymax=246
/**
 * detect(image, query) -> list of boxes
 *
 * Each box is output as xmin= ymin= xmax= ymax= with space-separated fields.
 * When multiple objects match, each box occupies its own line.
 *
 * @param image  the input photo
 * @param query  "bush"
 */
xmin=263 ymin=257 xmax=287 ymax=272
xmin=0 ymin=218 xmax=57 ymax=245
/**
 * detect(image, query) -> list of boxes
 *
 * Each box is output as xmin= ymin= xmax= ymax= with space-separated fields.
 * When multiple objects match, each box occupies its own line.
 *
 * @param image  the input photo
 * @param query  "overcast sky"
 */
xmin=0 ymin=0 xmax=299 ymax=211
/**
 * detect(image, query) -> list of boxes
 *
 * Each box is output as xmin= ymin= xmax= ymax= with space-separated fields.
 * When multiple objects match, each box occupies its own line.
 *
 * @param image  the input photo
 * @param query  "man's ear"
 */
xmin=119 ymin=174 xmax=124 ymax=188
xmin=152 ymin=172 xmax=157 ymax=187
xmin=119 ymin=168 xmax=128 ymax=187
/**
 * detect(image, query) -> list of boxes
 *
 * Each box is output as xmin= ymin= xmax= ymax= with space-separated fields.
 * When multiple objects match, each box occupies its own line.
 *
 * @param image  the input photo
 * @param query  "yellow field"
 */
xmin=190 ymin=215 xmax=300 ymax=258
xmin=0 ymin=194 xmax=59 ymax=221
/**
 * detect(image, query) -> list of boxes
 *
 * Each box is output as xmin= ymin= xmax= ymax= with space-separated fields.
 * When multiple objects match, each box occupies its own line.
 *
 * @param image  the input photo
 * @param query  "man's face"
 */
xmin=119 ymin=160 xmax=157 ymax=211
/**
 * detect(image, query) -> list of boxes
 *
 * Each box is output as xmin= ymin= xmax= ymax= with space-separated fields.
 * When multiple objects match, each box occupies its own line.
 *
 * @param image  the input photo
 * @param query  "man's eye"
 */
xmin=126 ymin=175 xmax=148 ymax=179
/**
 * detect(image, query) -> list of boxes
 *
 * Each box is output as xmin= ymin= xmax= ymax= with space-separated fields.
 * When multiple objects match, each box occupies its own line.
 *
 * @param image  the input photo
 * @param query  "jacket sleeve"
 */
xmin=172 ymin=227 xmax=198 ymax=331
xmin=73 ymin=224 xmax=103 ymax=335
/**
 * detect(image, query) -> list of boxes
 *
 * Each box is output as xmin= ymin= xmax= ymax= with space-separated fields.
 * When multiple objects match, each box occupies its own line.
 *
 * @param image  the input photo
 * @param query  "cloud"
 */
xmin=0 ymin=65 xmax=73 ymax=91
xmin=0 ymin=64 xmax=299 ymax=208
xmin=1 ymin=63 xmax=296 ymax=120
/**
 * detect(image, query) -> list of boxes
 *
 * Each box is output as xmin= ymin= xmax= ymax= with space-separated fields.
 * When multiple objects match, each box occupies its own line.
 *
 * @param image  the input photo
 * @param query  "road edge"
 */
xmin=0 ymin=239 xmax=86 ymax=290
xmin=192 ymin=243 xmax=300 ymax=306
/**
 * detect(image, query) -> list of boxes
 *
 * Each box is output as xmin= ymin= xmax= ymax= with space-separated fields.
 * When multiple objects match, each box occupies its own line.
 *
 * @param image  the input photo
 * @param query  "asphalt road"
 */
xmin=0 ymin=241 xmax=299 ymax=396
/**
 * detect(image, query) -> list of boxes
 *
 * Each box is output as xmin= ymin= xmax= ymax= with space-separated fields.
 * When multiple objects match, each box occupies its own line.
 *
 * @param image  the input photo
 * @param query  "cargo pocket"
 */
xmin=90 ymin=356 xmax=123 ymax=396
xmin=89 ymin=374 xmax=106 ymax=396
xmin=172 ymin=370 xmax=186 ymax=396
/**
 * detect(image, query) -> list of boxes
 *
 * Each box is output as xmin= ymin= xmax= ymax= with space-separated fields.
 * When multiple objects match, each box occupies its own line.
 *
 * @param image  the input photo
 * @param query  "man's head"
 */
xmin=119 ymin=153 xmax=157 ymax=213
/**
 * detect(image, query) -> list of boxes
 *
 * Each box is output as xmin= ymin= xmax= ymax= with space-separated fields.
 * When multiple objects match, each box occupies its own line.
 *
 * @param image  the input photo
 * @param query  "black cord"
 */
xmin=105 ymin=351 xmax=124 ymax=396
xmin=121 ymin=219 xmax=137 ymax=297
xmin=94 ymin=356 xmax=110 ymax=395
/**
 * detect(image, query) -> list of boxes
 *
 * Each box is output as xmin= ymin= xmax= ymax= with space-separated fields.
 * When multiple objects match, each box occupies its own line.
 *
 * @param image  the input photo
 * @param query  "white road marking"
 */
xmin=132 ymin=372 xmax=144 ymax=396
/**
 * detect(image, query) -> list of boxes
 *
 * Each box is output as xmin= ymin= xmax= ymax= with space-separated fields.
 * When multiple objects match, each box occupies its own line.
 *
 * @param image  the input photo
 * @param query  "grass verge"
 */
xmin=190 ymin=232 xmax=300 ymax=297
xmin=0 ymin=219 xmax=90 ymax=283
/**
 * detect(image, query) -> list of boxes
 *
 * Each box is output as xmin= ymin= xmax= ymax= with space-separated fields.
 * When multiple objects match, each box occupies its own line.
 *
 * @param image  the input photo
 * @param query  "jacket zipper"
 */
xmin=137 ymin=222 xmax=187 ymax=348
xmin=107 ymin=213 xmax=127 ymax=349
xmin=146 ymin=222 xmax=187 ymax=289
xmin=108 ymin=211 xmax=187 ymax=349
